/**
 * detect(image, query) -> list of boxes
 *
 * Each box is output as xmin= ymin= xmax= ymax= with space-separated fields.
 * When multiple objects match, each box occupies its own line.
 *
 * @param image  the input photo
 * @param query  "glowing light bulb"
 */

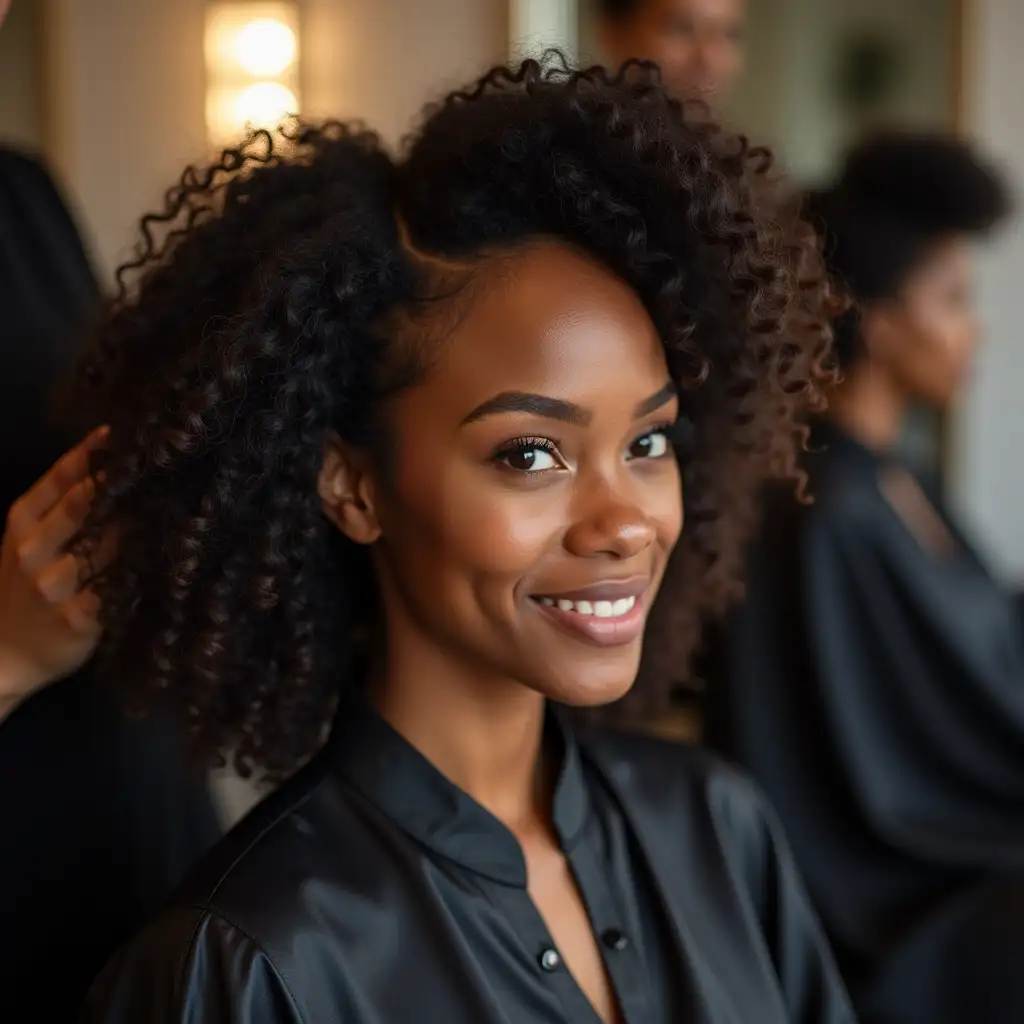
xmin=233 ymin=81 xmax=297 ymax=130
xmin=234 ymin=17 xmax=297 ymax=76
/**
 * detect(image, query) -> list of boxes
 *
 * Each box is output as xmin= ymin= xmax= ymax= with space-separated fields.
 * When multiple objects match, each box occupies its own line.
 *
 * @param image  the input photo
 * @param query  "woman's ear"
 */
xmin=317 ymin=435 xmax=382 ymax=545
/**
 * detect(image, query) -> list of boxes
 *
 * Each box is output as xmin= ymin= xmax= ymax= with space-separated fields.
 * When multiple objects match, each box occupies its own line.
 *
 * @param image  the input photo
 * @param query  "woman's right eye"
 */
xmin=495 ymin=439 xmax=561 ymax=474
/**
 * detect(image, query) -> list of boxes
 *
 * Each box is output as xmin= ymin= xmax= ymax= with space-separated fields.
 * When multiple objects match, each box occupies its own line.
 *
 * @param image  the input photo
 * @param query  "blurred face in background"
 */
xmin=0 ymin=1 xmax=10 ymax=29
xmin=600 ymin=0 xmax=745 ymax=106
xmin=862 ymin=237 xmax=980 ymax=409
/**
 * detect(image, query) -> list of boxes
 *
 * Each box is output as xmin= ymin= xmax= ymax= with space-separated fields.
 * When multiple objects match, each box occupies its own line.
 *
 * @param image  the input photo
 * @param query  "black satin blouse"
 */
xmin=84 ymin=703 xmax=854 ymax=1023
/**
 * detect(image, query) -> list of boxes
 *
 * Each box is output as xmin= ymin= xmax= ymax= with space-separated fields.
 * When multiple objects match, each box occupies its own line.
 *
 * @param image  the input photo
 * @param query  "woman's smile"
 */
xmin=529 ymin=576 xmax=651 ymax=647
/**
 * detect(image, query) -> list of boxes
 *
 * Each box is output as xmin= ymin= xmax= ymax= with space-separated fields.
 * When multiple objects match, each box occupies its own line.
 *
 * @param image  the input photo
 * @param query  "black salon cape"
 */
xmin=704 ymin=424 xmax=1024 ymax=1024
xmin=83 ymin=702 xmax=855 ymax=1024
xmin=0 ymin=147 xmax=221 ymax=1019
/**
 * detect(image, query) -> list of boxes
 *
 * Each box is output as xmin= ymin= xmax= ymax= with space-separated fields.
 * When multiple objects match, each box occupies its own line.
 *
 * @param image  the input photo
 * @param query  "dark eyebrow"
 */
xmin=461 ymin=392 xmax=591 ymax=427
xmin=635 ymin=382 xmax=678 ymax=419
xmin=461 ymin=382 xmax=678 ymax=428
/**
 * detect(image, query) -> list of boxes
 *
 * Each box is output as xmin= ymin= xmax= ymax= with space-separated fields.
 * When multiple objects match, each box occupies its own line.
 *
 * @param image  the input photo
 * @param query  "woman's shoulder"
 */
xmin=581 ymin=726 xmax=779 ymax=850
xmin=579 ymin=727 xmax=829 ymax=958
xmin=84 ymin=752 xmax=366 ymax=1020
xmin=0 ymin=146 xmax=52 ymax=189
xmin=83 ymin=902 xmax=307 ymax=1023
xmin=174 ymin=751 xmax=362 ymax=935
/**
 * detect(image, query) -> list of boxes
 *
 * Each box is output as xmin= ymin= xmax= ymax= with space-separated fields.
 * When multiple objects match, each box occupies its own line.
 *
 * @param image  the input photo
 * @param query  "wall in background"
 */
xmin=729 ymin=0 xmax=953 ymax=184
xmin=303 ymin=0 xmax=505 ymax=147
xmin=579 ymin=0 xmax=952 ymax=186
xmin=42 ymin=0 xmax=506 ymax=282
xmin=508 ymin=0 xmax=577 ymax=62
xmin=0 ymin=0 xmax=44 ymax=151
xmin=43 ymin=0 xmax=209 ymax=279
xmin=950 ymin=0 xmax=1024 ymax=580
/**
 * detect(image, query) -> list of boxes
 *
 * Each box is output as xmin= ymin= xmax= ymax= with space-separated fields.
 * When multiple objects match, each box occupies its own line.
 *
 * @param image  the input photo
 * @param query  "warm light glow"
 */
xmin=204 ymin=2 xmax=301 ymax=147
xmin=206 ymin=83 xmax=297 ymax=144
xmin=234 ymin=81 xmax=297 ymax=128
xmin=234 ymin=17 xmax=296 ymax=76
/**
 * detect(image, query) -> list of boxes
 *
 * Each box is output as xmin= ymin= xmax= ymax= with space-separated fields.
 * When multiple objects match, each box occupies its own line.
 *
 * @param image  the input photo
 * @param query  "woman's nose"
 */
xmin=563 ymin=490 xmax=657 ymax=561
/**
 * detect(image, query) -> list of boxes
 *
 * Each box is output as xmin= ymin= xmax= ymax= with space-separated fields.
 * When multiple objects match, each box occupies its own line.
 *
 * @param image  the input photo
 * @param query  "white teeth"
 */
xmin=538 ymin=595 xmax=638 ymax=617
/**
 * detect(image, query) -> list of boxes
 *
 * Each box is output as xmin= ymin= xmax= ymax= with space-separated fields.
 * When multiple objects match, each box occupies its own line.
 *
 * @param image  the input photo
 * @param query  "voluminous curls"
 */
xmin=70 ymin=58 xmax=837 ymax=779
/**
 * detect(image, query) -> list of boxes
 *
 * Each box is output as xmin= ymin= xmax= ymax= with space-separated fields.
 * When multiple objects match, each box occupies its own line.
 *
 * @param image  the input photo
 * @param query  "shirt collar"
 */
xmin=329 ymin=699 xmax=590 ymax=887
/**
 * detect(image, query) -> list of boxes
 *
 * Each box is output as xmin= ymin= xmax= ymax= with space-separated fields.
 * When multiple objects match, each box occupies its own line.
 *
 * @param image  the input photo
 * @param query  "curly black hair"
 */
xmin=69 ymin=58 xmax=835 ymax=779
xmin=805 ymin=130 xmax=1011 ymax=367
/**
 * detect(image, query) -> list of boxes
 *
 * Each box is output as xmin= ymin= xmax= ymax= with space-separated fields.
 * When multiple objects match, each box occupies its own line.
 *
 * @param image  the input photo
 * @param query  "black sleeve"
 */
xmin=717 ymin=770 xmax=858 ymax=1024
xmin=0 ymin=671 xmax=221 ymax=1021
xmin=802 ymin=504 xmax=1024 ymax=867
xmin=83 ymin=909 xmax=306 ymax=1024
xmin=0 ymin=148 xmax=100 ymax=507
xmin=0 ymin=148 xmax=100 ymax=303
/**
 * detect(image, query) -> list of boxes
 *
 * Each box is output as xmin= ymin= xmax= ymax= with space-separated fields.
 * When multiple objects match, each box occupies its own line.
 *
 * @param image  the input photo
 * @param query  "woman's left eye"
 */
xmin=628 ymin=430 xmax=670 ymax=460
xmin=495 ymin=439 xmax=562 ymax=473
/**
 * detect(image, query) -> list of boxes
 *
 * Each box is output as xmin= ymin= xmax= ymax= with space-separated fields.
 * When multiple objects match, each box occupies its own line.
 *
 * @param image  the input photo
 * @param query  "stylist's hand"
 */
xmin=0 ymin=427 xmax=108 ymax=722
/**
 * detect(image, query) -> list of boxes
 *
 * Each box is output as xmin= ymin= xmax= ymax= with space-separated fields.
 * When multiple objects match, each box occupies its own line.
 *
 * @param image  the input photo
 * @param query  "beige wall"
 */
xmin=0 ymin=0 xmax=45 ymax=151
xmin=304 ymin=0 xmax=506 ymax=146
xmin=43 ymin=0 xmax=208 ymax=279
xmin=950 ymin=0 xmax=1024 ymax=580
xmin=43 ymin=0 xmax=506 ymax=282
xmin=725 ymin=0 xmax=954 ymax=183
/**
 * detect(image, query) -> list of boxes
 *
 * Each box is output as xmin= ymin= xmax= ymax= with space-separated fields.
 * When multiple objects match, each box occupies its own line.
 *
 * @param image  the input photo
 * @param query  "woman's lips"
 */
xmin=529 ymin=590 xmax=649 ymax=648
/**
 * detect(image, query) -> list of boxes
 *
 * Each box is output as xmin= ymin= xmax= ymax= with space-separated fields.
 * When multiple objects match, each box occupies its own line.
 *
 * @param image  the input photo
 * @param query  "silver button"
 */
xmin=539 ymin=947 xmax=562 ymax=972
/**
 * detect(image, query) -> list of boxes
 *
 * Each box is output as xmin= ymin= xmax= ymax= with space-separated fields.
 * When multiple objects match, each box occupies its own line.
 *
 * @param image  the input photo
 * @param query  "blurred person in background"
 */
xmin=596 ymin=0 xmax=745 ymax=106
xmin=0 ymin=0 xmax=219 ymax=1017
xmin=76 ymin=59 xmax=853 ymax=1024
xmin=704 ymin=132 xmax=1024 ymax=1024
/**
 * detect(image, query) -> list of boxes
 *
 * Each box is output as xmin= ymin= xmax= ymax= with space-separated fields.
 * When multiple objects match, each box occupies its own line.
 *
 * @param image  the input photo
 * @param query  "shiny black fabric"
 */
xmin=85 ymin=703 xmax=855 ymax=1023
xmin=705 ymin=424 xmax=1024 ymax=1023
xmin=0 ymin=672 xmax=222 ymax=1020
xmin=0 ymin=147 xmax=98 ymax=508
xmin=0 ymin=149 xmax=222 ymax=1019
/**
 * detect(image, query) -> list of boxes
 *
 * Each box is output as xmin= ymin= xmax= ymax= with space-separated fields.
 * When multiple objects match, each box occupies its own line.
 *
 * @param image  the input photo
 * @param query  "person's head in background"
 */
xmin=807 ymin=132 xmax=1011 ymax=448
xmin=596 ymin=0 xmax=745 ymax=106
xmin=0 ymin=1 xmax=9 ymax=28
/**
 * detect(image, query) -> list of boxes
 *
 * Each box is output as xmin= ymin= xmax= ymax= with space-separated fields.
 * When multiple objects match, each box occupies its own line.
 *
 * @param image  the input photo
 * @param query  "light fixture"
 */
xmin=205 ymin=2 xmax=301 ymax=147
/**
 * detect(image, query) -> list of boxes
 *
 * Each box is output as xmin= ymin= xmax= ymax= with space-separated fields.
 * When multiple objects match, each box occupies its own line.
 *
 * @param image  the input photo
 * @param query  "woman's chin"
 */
xmin=536 ymin=664 xmax=641 ymax=709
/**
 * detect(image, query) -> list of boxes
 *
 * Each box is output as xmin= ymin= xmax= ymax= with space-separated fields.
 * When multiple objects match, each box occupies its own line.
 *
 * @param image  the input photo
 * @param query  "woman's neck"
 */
xmin=370 ymin=640 xmax=549 ymax=835
xmin=828 ymin=360 xmax=908 ymax=451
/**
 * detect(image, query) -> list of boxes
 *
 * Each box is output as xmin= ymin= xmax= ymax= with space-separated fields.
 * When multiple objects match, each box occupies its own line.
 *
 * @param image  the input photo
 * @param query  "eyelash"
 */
xmin=492 ymin=436 xmax=560 ymax=473
xmin=492 ymin=421 xmax=684 ymax=474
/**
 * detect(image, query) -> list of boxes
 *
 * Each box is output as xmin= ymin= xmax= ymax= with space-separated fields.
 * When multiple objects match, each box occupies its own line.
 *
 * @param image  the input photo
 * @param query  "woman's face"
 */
xmin=328 ymin=242 xmax=682 ymax=707
xmin=874 ymin=236 xmax=980 ymax=407
xmin=602 ymin=0 xmax=746 ymax=106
